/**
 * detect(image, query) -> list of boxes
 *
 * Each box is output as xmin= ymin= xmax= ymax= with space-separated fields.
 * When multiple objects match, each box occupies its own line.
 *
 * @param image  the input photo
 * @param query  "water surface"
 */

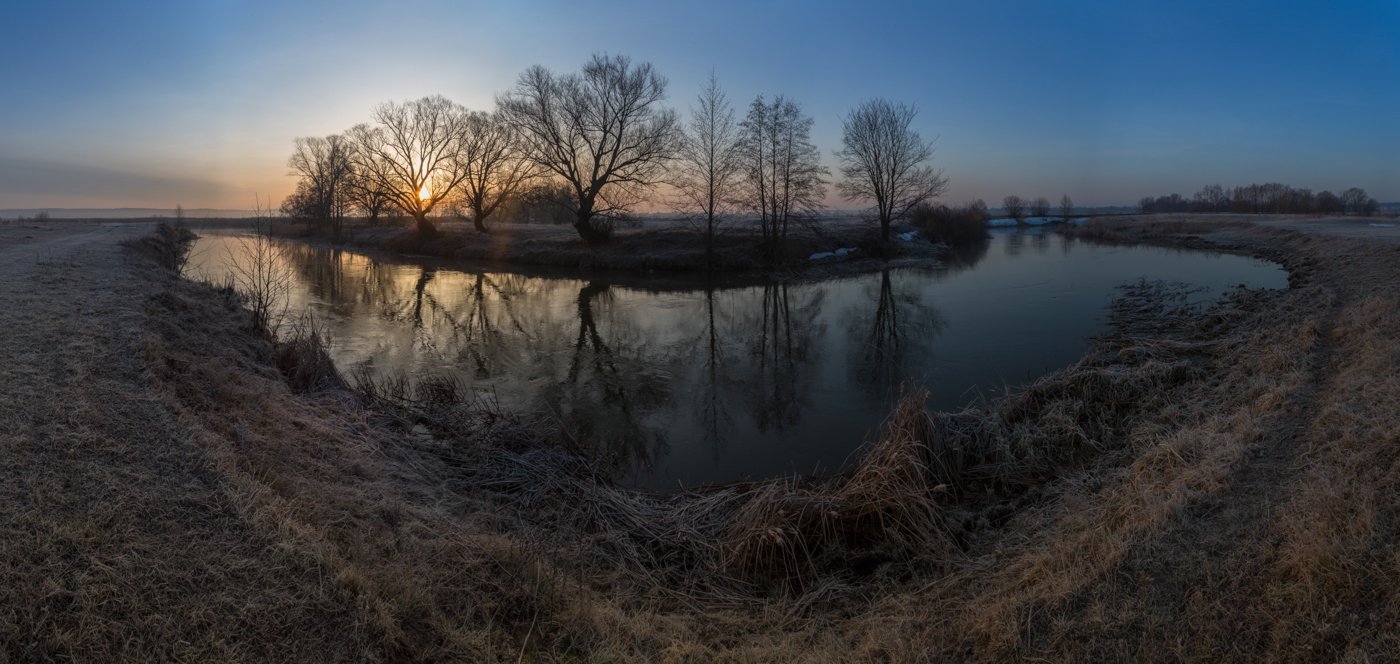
xmin=188 ymin=228 xmax=1286 ymax=490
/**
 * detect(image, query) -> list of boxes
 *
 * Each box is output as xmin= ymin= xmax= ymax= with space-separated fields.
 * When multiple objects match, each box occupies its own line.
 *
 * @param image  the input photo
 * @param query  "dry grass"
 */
xmin=12 ymin=214 xmax=1400 ymax=661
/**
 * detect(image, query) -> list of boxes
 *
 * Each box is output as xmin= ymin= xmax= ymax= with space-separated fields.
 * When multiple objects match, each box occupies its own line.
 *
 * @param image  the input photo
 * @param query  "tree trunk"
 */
xmin=574 ymin=212 xmax=608 ymax=245
xmin=414 ymin=213 xmax=438 ymax=237
xmin=473 ymin=215 xmax=488 ymax=233
xmin=706 ymin=213 xmax=715 ymax=270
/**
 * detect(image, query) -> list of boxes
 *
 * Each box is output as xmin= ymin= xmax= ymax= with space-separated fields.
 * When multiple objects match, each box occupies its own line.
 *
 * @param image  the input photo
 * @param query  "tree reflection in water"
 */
xmin=748 ymin=283 xmax=824 ymax=433
xmin=185 ymin=228 xmax=1284 ymax=489
xmin=849 ymin=268 xmax=943 ymax=397
xmin=696 ymin=286 xmax=735 ymax=457
xmin=547 ymin=281 xmax=673 ymax=473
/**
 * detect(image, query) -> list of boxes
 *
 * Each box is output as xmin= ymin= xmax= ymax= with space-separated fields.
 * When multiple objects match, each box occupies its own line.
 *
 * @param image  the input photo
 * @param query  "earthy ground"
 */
xmin=5 ymin=213 xmax=1400 ymax=661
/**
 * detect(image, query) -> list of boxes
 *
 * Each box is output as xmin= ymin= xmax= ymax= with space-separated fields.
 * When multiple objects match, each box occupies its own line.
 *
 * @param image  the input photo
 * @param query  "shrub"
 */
xmin=128 ymin=221 xmax=196 ymax=272
xmin=910 ymin=201 xmax=990 ymax=246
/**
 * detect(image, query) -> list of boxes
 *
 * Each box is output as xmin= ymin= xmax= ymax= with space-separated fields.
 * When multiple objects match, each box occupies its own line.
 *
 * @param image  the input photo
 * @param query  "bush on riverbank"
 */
xmin=126 ymin=220 xmax=196 ymax=272
xmin=911 ymin=201 xmax=990 ymax=246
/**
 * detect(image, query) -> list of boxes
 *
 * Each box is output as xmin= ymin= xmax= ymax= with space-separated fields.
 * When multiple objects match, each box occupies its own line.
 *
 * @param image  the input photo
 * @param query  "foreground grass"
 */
xmin=7 ymin=215 xmax=1400 ymax=660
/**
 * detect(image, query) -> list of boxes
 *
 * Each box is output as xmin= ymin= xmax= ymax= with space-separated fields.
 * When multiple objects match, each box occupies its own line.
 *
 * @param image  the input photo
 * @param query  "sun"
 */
xmin=418 ymin=184 xmax=431 ymax=200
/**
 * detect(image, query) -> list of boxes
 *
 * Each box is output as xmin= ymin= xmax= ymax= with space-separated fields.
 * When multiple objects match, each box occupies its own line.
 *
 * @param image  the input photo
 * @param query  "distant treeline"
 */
xmin=1139 ymin=184 xmax=1380 ymax=216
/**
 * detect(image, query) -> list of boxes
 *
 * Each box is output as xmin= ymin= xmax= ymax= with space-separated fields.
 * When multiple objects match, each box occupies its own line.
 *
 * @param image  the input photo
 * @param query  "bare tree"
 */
xmin=1316 ymin=190 xmax=1342 ymax=215
xmin=674 ymin=72 xmax=742 ymax=266
xmin=1059 ymin=194 xmax=1074 ymax=220
xmin=346 ymin=168 xmax=395 ymax=226
xmin=346 ymin=96 xmax=473 ymax=237
xmin=738 ymin=94 xmax=828 ymax=262
xmin=835 ymin=98 xmax=948 ymax=243
xmin=286 ymin=134 xmax=354 ymax=241
xmin=1030 ymin=196 xmax=1050 ymax=218
xmin=456 ymin=110 xmax=538 ymax=233
xmin=1341 ymin=187 xmax=1376 ymax=216
xmin=498 ymin=54 xmax=681 ymax=243
xmin=1002 ymin=195 xmax=1025 ymax=221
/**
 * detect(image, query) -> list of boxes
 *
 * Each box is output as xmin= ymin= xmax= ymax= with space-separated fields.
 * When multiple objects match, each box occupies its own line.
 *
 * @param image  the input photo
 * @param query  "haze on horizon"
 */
xmin=1 ymin=0 xmax=1396 ymax=211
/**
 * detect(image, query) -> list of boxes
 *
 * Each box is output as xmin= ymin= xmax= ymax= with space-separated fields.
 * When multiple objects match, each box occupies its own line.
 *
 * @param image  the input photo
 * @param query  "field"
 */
xmin=4 ymin=215 xmax=1400 ymax=660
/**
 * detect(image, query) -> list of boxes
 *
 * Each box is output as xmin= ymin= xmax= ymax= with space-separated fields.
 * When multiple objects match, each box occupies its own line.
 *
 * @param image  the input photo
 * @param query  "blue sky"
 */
xmin=1 ymin=0 xmax=1396 ymax=208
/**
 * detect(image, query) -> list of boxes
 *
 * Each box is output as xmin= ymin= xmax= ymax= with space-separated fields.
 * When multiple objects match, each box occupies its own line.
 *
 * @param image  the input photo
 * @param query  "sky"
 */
xmin=1 ymin=0 xmax=1396 ymax=210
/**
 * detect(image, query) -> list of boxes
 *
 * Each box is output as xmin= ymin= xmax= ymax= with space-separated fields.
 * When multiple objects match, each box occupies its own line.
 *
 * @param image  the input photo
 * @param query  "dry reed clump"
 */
xmin=272 ymin=315 xmax=346 ymax=392
xmin=720 ymin=389 xmax=952 ymax=581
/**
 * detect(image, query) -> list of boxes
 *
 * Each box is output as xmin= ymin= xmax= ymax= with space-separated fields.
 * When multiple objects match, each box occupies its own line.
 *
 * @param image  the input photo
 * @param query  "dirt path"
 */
xmin=0 ymin=223 xmax=378 ymax=659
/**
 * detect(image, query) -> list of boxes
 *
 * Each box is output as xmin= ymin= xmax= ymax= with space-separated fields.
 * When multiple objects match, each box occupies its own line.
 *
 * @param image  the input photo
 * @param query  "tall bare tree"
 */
xmin=498 ymin=54 xmax=681 ymax=243
xmin=456 ymin=110 xmax=537 ymax=233
xmin=835 ymin=98 xmax=948 ymax=243
xmin=738 ymin=94 xmax=828 ymax=262
xmin=1059 ymin=194 xmax=1074 ymax=220
xmin=287 ymin=134 xmax=354 ymax=241
xmin=1002 ymin=195 xmax=1025 ymax=221
xmin=346 ymin=96 xmax=473 ymax=236
xmin=674 ymin=72 xmax=742 ymax=266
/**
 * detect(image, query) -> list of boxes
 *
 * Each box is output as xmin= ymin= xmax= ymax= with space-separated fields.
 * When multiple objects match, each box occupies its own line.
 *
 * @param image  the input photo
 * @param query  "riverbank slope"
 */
xmin=5 ymin=216 xmax=1400 ymax=660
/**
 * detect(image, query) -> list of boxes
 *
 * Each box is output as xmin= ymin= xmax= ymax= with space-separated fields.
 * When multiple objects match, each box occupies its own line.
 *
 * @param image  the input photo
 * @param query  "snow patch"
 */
xmin=987 ymin=218 xmax=1018 ymax=227
xmin=808 ymin=247 xmax=860 ymax=261
xmin=897 ymin=230 xmax=919 ymax=242
xmin=1369 ymin=223 xmax=1396 ymax=228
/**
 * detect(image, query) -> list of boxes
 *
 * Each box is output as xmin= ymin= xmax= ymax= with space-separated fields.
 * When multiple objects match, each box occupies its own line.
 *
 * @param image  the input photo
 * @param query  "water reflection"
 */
xmin=188 ymin=229 xmax=1287 ymax=490
xmin=551 ymin=281 xmax=673 ymax=469
xmin=748 ymin=283 xmax=824 ymax=434
xmin=848 ymin=269 xmax=944 ymax=397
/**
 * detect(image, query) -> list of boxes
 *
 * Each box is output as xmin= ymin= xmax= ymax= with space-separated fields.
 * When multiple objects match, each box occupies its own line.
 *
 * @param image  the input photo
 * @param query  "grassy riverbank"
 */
xmin=7 ymin=215 xmax=1400 ymax=660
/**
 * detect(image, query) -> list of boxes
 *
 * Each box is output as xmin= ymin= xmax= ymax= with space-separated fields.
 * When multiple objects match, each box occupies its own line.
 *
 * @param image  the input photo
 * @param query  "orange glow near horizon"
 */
xmin=418 ymin=184 xmax=431 ymax=200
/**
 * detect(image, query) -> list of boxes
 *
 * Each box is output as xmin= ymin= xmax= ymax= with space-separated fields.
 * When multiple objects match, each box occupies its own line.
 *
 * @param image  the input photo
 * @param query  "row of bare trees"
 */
xmin=999 ymin=194 xmax=1075 ymax=221
xmin=282 ymin=54 xmax=949 ymax=261
xmin=1139 ymin=183 xmax=1380 ymax=216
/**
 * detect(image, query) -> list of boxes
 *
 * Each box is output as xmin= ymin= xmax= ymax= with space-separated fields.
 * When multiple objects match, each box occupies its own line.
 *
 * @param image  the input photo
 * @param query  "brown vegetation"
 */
xmin=9 ymin=215 xmax=1400 ymax=660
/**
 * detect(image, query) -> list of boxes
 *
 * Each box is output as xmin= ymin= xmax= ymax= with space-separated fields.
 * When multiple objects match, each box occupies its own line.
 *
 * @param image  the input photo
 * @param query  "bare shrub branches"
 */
xmin=224 ymin=203 xmax=293 ymax=336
